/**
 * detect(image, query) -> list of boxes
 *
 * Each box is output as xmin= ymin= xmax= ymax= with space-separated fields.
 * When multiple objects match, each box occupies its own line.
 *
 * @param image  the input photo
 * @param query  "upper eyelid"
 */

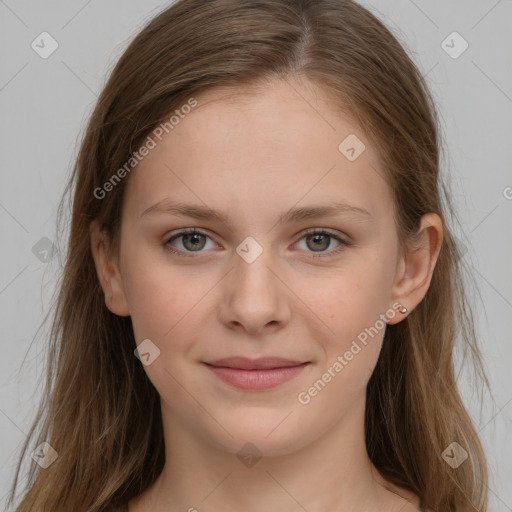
xmin=165 ymin=227 xmax=216 ymax=243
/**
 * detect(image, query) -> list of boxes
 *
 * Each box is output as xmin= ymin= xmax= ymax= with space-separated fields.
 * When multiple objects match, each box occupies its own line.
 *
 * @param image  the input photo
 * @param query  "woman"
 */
xmin=8 ymin=1 xmax=489 ymax=510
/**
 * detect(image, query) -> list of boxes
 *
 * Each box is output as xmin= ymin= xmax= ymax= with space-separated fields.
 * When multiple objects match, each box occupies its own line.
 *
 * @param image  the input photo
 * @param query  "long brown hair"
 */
xmin=8 ymin=1 xmax=490 ymax=510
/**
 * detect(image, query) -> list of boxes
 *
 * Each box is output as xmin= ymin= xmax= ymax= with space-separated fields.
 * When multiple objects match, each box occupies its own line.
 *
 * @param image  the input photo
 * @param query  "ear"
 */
xmin=90 ymin=220 xmax=130 ymax=317
xmin=387 ymin=213 xmax=443 ymax=325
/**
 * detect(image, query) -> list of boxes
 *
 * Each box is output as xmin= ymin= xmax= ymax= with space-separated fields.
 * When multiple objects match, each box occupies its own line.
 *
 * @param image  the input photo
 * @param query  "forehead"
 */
xmin=123 ymin=77 xmax=392 ymax=221
xmin=188 ymin=77 xmax=355 ymax=135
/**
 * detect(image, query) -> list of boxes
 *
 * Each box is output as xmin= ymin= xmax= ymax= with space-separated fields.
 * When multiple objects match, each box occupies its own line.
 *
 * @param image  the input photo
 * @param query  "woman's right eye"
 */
xmin=164 ymin=229 xmax=218 ymax=257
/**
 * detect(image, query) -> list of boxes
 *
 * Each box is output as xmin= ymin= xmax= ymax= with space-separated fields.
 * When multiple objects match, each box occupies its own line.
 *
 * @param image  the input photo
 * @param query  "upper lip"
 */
xmin=204 ymin=356 xmax=308 ymax=370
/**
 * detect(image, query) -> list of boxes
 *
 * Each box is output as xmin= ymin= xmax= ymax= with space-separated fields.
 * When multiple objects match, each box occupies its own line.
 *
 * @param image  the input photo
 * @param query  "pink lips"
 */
xmin=203 ymin=356 xmax=309 ymax=390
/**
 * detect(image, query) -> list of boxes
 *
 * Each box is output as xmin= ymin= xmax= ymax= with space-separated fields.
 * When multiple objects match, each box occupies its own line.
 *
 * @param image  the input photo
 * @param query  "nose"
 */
xmin=217 ymin=242 xmax=291 ymax=337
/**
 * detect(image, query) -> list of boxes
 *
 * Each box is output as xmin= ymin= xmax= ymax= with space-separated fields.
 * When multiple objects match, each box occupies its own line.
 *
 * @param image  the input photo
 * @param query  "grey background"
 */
xmin=0 ymin=0 xmax=511 ymax=510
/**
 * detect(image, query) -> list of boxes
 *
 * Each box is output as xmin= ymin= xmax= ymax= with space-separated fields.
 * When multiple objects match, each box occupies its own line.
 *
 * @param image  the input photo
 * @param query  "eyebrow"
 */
xmin=140 ymin=198 xmax=372 ymax=224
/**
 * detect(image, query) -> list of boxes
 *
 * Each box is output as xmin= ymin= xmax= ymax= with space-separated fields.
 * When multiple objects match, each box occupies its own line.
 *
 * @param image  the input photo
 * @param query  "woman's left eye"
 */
xmin=164 ymin=228 xmax=348 ymax=258
xmin=294 ymin=229 xmax=348 ymax=257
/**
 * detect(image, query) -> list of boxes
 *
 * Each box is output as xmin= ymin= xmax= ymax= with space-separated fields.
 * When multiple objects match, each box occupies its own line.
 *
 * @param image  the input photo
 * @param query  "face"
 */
xmin=103 ymin=77 xmax=408 ymax=456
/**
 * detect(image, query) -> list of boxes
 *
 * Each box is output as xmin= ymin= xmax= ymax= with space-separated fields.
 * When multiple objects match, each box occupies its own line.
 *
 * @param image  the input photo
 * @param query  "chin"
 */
xmin=200 ymin=410 xmax=316 ymax=459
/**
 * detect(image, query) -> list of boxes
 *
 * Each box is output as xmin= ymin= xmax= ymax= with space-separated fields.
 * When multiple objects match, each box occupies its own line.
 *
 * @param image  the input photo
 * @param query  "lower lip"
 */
xmin=204 ymin=363 xmax=309 ymax=390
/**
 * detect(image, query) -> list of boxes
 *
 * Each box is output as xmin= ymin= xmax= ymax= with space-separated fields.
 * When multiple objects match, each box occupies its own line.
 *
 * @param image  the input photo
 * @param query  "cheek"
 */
xmin=129 ymin=277 xmax=197 ymax=348
xmin=297 ymin=279 xmax=388 ymax=416
xmin=301 ymin=256 xmax=394 ymax=383
xmin=307 ymin=258 xmax=394 ymax=333
xmin=121 ymin=244 xmax=193 ymax=345
xmin=123 ymin=251 xmax=223 ymax=365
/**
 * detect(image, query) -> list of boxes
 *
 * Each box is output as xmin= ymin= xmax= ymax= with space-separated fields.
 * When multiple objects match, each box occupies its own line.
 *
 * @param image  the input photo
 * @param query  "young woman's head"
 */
xmin=10 ymin=1 xmax=489 ymax=511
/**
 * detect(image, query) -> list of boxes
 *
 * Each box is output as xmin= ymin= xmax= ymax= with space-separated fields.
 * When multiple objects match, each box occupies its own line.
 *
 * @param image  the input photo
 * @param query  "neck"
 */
xmin=131 ymin=395 xmax=415 ymax=512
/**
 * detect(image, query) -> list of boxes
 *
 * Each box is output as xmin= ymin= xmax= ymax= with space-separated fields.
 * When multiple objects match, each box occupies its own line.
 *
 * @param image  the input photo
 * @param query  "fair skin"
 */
xmin=91 ymin=77 xmax=442 ymax=512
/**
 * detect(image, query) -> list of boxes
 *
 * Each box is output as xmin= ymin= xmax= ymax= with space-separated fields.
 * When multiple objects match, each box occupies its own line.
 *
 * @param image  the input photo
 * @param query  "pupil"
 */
xmin=310 ymin=234 xmax=328 ymax=251
xmin=185 ymin=233 xmax=205 ymax=251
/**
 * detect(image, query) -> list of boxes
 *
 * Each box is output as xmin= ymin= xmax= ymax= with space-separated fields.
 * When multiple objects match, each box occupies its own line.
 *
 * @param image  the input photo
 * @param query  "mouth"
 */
xmin=203 ymin=357 xmax=310 ymax=390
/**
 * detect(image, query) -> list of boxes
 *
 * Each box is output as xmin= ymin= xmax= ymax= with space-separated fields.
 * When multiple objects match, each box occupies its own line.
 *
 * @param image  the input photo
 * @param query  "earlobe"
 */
xmin=387 ymin=213 xmax=443 ymax=325
xmin=89 ymin=220 xmax=130 ymax=317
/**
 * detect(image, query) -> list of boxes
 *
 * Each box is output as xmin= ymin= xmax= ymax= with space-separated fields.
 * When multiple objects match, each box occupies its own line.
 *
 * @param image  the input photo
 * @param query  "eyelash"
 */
xmin=163 ymin=227 xmax=349 ymax=259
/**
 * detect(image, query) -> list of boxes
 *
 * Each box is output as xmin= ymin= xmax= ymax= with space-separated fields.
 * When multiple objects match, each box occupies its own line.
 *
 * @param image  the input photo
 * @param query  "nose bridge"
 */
xmin=232 ymin=234 xmax=279 ymax=299
xmin=219 ymin=234 xmax=288 ymax=332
